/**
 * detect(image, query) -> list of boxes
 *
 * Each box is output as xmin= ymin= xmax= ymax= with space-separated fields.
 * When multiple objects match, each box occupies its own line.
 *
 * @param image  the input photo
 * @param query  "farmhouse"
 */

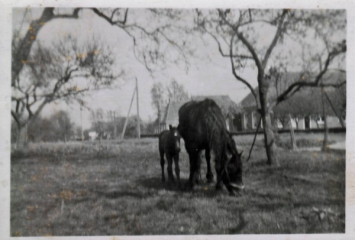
xmin=239 ymin=70 xmax=346 ymax=130
xmin=157 ymin=95 xmax=242 ymax=133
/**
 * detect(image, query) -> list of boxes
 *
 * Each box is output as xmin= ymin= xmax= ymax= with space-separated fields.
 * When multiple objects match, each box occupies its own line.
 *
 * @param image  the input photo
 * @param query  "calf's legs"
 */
xmin=167 ymin=153 xmax=175 ymax=183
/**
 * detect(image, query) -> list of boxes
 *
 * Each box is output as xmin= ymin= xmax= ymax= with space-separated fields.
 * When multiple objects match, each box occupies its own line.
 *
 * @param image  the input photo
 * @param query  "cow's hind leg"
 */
xmin=167 ymin=153 xmax=175 ymax=183
xmin=215 ymin=161 xmax=223 ymax=191
xmin=173 ymin=154 xmax=180 ymax=188
xmin=160 ymin=150 xmax=165 ymax=182
xmin=187 ymin=152 xmax=198 ymax=190
xmin=205 ymin=148 xmax=214 ymax=183
xmin=193 ymin=151 xmax=203 ymax=184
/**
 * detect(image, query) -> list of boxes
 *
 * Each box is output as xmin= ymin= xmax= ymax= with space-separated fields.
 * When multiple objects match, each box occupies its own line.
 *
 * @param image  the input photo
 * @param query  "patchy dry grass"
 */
xmin=11 ymin=136 xmax=345 ymax=236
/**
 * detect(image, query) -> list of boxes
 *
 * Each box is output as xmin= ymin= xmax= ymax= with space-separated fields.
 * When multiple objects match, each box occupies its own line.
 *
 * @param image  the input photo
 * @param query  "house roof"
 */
xmin=191 ymin=95 xmax=242 ymax=114
xmin=240 ymin=70 xmax=346 ymax=117
xmin=162 ymin=101 xmax=186 ymax=124
xmin=161 ymin=95 xmax=241 ymax=123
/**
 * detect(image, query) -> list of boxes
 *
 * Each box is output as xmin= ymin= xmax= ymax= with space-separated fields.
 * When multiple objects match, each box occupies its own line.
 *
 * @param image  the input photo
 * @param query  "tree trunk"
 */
xmin=321 ymin=87 xmax=329 ymax=151
xmin=258 ymin=76 xmax=278 ymax=166
xmin=16 ymin=124 xmax=28 ymax=149
xmin=273 ymin=116 xmax=280 ymax=143
xmin=289 ymin=114 xmax=297 ymax=150
xmin=262 ymin=111 xmax=278 ymax=165
xmin=322 ymin=115 xmax=329 ymax=151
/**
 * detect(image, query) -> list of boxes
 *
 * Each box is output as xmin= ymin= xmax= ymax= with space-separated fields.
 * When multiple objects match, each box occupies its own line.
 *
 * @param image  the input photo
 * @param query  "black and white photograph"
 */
xmin=0 ymin=0 xmax=352 ymax=239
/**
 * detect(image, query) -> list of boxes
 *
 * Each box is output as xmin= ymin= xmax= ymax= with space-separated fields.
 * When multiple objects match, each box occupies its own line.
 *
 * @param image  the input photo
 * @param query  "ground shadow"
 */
xmin=136 ymin=176 xmax=238 ymax=198
xmin=136 ymin=176 xmax=182 ymax=192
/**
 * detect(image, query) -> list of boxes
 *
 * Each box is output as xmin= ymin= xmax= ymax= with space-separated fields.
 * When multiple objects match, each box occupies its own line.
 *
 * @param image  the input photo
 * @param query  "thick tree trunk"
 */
xmin=321 ymin=87 xmax=329 ymax=151
xmin=16 ymin=124 xmax=28 ymax=149
xmin=262 ymin=111 xmax=278 ymax=165
xmin=259 ymin=77 xmax=279 ymax=166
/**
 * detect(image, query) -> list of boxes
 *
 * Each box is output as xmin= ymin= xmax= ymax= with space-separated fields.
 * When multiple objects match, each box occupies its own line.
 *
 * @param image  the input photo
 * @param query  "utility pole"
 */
xmin=113 ymin=111 xmax=117 ymax=139
xmin=121 ymin=87 xmax=136 ymax=139
xmin=136 ymin=77 xmax=141 ymax=139
xmin=80 ymin=105 xmax=84 ymax=142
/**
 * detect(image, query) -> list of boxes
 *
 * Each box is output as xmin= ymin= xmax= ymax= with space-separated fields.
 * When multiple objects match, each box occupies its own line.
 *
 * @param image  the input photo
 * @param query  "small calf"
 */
xmin=159 ymin=125 xmax=181 ymax=186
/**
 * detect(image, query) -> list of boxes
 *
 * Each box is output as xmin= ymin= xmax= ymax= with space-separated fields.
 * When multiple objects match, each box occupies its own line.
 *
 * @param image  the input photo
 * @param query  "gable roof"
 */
xmin=191 ymin=95 xmax=242 ymax=114
xmin=163 ymin=101 xmax=186 ymax=124
xmin=161 ymin=95 xmax=241 ymax=124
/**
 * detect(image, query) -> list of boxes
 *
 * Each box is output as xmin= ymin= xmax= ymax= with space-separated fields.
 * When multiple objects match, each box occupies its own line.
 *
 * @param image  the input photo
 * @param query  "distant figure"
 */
xmin=178 ymin=99 xmax=244 ymax=194
xmin=159 ymin=125 xmax=181 ymax=186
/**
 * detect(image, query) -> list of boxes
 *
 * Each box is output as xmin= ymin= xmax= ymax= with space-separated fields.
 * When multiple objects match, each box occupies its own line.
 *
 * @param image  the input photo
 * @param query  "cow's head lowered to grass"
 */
xmin=221 ymin=135 xmax=244 ymax=193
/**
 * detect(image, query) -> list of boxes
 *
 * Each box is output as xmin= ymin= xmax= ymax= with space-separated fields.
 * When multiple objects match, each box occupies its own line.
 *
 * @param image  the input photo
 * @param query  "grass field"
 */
xmin=11 ymin=133 xmax=345 ymax=236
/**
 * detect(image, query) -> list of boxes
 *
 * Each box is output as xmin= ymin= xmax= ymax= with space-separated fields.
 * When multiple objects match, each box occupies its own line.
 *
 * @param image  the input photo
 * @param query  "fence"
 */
xmin=141 ymin=127 xmax=346 ymax=138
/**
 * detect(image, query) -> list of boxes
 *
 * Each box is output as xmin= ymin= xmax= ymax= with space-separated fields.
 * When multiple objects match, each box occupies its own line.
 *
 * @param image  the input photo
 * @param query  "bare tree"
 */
xmin=106 ymin=110 xmax=120 ymax=139
xmin=12 ymin=34 xmax=120 ymax=148
xmin=90 ymin=108 xmax=104 ymax=139
xmin=12 ymin=8 xmax=81 ymax=87
xmin=50 ymin=110 xmax=75 ymax=142
xmin=195 ymin=9 xmax=346 ymax=165
xmin=166 ymin=79 xmax=189 ymax=102
xmin=151 ymin=82 xmax=166 ymax=126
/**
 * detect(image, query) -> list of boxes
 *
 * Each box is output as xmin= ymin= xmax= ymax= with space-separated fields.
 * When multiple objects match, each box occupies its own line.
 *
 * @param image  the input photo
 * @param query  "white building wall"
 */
xmin=298 ymin=118 xmax=305 ymax=130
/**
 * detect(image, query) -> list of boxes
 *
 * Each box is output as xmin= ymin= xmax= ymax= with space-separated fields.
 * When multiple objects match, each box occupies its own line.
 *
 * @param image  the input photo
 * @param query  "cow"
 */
xmin=158 ymin=125 xmax=181 ymax=186
xmin=178 ymin=99 xmax=244 ymax=194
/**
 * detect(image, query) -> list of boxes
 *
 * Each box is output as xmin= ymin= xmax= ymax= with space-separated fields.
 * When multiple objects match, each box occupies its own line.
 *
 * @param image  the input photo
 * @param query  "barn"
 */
xmin=239 ymin=70 xmax=346 ymax=130
xmin=156 ymin=95 xmax=242 ymax=133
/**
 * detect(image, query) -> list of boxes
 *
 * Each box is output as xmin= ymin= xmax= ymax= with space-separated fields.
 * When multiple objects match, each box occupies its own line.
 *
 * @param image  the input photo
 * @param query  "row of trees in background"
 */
xmin=12 ymin=27 xmax=122 ymax=147
xmin=10 ymin=108 xmax=156 ymax=143
xmin=89 ymin=108 xmax=148 ymax=139
xmin=11 ymin=111 xmax=75 ymax=143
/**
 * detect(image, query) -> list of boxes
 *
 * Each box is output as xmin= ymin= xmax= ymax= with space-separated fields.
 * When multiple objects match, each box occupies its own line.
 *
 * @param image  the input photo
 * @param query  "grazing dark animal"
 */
xmin=159 ymin=125 xmax=181 ymax=186
xmin=178 ymin=99 xmax=244 ymax=194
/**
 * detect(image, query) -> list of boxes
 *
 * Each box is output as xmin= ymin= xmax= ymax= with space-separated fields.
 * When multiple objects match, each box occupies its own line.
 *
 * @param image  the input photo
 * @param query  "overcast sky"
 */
xmin=12 ymin=8 xmax=345 ymax=129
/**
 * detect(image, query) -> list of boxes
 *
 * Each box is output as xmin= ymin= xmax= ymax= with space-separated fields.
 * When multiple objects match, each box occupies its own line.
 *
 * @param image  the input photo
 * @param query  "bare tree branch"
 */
xmin=229 ymin=34 xmax=259 ymax=108
xmin=91 ymin=8 xmax=128 ymax=26
xmin=277 ymin=41 xmax=346 ymax=103
xmin=207 ymin=30 xmax=253 ymax=59
xmin=217 ymin=9 xmax=263 ymax=75
xmin=261 ymin=9 xmax=288 ymax=69
xmin=12 ymin=8 xmax=81 ymax=86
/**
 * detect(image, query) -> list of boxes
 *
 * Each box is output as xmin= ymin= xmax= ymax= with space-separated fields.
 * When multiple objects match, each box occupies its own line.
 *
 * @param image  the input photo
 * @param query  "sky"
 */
xmin=12 ymin=8 xmax=345 ymax=129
